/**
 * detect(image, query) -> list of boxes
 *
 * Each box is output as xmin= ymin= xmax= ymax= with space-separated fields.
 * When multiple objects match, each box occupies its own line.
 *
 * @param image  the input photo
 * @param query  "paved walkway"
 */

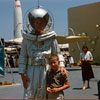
xmin=0 ymin=66 xmax=100 ymax=99
xmin=64 ymin=66 xmax=100 ymax=99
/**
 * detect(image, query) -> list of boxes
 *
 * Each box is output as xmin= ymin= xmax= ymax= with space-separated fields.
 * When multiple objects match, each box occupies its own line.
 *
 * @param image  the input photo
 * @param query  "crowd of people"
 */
xmin=63 ymin=53 xmax=74 ymax=68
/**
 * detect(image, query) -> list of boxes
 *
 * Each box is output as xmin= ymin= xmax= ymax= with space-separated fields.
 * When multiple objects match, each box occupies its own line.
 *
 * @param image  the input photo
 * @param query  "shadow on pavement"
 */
xmin=72 ymin=88 xmax=82 ymax=90
xmin=93 ymin=94 xmax=99 ymax=96
xmin=67 ymin=68 xmax=81 ymax=71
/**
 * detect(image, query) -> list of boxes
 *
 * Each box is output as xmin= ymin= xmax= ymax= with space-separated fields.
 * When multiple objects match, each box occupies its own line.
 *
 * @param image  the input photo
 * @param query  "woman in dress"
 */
xmin=80 ymin=46 xmax=94 ymax=90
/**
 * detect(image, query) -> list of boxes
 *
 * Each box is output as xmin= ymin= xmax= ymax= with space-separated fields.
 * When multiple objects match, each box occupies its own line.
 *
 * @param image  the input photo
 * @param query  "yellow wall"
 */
xmin=68 ymin=2 xmax=100 ymax=62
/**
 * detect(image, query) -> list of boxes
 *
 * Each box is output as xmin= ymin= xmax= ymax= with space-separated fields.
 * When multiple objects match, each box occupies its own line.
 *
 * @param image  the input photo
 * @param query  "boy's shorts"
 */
xmin=48 ymin=91 xmax=64 ymax=99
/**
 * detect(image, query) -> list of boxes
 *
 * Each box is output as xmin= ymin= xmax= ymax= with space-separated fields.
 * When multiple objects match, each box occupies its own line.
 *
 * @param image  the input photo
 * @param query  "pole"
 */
xmin=38 ymin=0 xmax=40 ymax=8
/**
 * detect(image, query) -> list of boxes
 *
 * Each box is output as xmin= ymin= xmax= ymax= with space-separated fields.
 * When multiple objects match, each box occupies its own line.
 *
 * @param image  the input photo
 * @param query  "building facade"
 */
xmin=68 ymin=2 xmax=100 ymax=63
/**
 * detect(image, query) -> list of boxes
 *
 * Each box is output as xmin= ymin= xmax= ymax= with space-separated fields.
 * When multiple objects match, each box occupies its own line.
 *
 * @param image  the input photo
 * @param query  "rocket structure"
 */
xmin=14 ymin=0 xmax=23 ymax=38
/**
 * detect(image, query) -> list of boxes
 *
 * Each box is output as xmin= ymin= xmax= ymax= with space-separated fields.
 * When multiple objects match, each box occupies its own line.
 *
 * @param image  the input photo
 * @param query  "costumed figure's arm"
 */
xmin=18 ymin=39 xmax=30 ymax=88
xmin=19 ymin=39 xmax=28 ymax=74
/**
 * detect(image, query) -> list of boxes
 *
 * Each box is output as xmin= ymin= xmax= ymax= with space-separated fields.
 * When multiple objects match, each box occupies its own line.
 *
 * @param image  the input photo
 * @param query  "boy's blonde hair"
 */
xmin=48 ymin=54 xmax=59 ymax=62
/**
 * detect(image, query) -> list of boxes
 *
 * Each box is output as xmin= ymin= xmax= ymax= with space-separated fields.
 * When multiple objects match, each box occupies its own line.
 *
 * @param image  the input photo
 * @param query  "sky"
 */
xmin=0 ymin=0 xmax=100 ymax=41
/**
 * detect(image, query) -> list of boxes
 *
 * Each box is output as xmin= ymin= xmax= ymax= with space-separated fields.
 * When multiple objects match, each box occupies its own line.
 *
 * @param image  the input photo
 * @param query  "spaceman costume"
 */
xmin=19 ymin=8 xmax=65 ymax=99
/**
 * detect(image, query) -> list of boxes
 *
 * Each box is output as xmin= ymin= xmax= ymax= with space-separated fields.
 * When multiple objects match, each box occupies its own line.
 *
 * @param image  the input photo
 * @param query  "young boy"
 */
xmin=46 ymin=54 xmax=70 ymax=99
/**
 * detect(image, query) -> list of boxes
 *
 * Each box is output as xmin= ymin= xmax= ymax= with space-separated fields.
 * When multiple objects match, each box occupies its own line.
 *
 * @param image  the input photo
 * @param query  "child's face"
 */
xmin=34 ymin=18 xmax=46 ymax=34
xmin=49 ymin=59 xmax=60 ymax=71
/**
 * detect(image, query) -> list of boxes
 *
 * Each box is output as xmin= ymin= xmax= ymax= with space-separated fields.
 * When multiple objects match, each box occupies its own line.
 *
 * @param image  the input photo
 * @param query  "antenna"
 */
xmin=37 ymin=0 xmax=40 ymax=8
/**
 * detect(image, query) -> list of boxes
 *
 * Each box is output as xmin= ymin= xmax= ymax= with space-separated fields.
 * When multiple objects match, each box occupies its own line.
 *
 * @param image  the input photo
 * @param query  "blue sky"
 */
xmin=0 ymin=0 xmax=100 ymax=40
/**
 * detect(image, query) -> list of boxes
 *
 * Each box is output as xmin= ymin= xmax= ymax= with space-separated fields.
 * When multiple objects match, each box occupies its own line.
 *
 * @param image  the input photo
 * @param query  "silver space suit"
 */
xmin=19 ymin=8 xmax=65 ymax=99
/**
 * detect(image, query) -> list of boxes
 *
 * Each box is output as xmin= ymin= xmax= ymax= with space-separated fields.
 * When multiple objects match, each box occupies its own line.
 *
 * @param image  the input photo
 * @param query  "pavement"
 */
xmin=0 ymin=66 xmax=100 ymax=99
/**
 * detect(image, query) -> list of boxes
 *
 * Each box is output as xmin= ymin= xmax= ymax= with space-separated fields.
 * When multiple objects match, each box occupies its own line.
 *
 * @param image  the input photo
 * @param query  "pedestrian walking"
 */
xmin=80 ymin=46 xmax=94 ymax=90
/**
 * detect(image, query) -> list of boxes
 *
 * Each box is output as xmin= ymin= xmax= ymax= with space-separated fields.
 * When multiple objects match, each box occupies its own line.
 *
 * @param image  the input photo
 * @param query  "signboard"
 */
xmin=0 ymin=45 xmax=4 ymax=76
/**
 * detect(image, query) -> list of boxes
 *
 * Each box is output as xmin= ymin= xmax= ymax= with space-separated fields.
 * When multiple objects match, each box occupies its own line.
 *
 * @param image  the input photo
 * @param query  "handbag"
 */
xmin=77 ymin=60 xmax=82 ymax=66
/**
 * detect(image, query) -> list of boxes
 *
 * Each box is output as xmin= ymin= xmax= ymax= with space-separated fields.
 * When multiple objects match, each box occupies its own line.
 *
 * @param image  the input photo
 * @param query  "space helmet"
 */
xmin=24 ymin=7 xmax=54 ymax=34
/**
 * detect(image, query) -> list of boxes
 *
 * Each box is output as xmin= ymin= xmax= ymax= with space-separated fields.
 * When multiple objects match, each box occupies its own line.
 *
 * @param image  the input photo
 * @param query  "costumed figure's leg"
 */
xmin=23 ymin=66 xmax=46 ymax=99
